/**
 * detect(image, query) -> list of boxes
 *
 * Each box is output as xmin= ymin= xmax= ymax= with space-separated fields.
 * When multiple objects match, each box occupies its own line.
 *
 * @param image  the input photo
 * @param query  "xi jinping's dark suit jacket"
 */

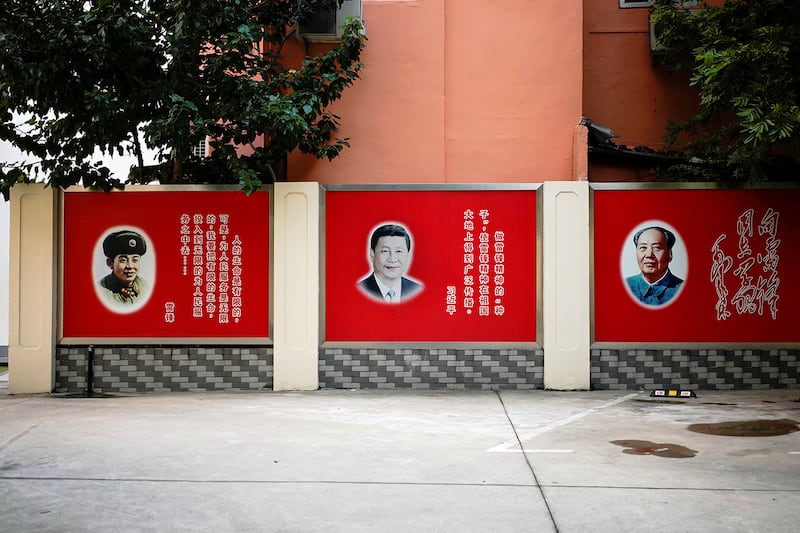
xmin=358 ymin=273 xmax=422 ymax=302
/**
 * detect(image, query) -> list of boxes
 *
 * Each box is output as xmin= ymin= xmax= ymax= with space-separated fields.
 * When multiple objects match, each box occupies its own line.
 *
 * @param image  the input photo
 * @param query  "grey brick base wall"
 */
xmin=53 ymin=346 xmax=796 ymax=393
xmin=319 ymin=347 xmax=544 ymax=390
xmin=591 ymin=348 xmax=800 ymax=390
xmin=55 ymin=346 xmax=273 ymax=394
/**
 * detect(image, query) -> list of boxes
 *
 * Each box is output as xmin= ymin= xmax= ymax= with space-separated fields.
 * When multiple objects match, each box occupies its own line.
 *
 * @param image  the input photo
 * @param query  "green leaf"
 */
xmin=0 ymin=0 xmax=365 ymax=193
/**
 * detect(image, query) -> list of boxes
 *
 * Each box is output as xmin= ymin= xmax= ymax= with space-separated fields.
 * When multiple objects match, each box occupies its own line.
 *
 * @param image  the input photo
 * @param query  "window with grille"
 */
xmin=191 ymin=139 xmax=208 ymax=158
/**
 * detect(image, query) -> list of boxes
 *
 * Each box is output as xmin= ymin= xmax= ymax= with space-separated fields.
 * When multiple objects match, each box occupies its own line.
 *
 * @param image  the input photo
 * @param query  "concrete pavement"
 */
xmin=1 ymin=385 xmax=799 ymax=532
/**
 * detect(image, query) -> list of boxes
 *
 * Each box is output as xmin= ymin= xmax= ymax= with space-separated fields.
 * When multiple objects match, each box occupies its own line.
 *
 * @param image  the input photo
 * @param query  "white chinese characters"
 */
xmin=447 ymin=208 xmax=506 ymax=317
xmin=175 ymin=212 xmax=244 ymax=324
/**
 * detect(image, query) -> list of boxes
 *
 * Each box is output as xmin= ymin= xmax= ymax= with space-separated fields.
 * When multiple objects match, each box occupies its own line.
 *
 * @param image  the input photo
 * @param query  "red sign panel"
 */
xmin=62 ymin=189 xmax=270 ymax=341
xmin=593 ymin=187 xmax=800 ymax=343
xmin=325 ymin=188 xmax=538 ymax=342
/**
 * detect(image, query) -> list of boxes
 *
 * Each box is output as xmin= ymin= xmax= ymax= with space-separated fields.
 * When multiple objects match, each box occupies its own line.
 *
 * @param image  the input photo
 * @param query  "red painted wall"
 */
xmin=325 ymin=188 xmax=538 ymax=342
xmin=594 ymin=187 xmax=798 ymax=343
xmin=62 ymin=190 xmax=271 ymax=341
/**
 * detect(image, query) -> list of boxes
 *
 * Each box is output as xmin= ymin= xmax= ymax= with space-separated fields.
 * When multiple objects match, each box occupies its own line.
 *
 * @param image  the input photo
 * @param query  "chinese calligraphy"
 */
xmin=446 ymin=208 xmax=505 ymax=317
xmin=711 ymin=208 xmax=780 ymax=321
xmin=177 ymin=213 xmax=244 ymax=324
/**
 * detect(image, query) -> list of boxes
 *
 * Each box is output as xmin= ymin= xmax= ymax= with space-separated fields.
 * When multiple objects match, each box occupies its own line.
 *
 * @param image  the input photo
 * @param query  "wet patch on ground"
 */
xmin=0 ymin=461 xmax=20 ymax=472
xmin=687 ymin=419 xmax=799 ymax=437
xmin=610 ymin=440 xmax=698 ymax=458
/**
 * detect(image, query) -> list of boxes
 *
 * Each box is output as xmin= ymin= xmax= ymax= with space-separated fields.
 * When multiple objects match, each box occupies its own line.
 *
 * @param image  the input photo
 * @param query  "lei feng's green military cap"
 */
xmin=103 ymin=230 xmax=146 ymax=258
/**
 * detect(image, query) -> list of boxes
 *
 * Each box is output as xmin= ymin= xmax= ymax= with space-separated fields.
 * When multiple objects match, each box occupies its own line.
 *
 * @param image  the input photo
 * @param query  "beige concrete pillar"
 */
xmin=8 ymin=184 xmax=58 ymax=394
xmin=542 ymin=181 xmax=590 ymax=389
xmin=272 ymin=182 xmax=321 ymax=390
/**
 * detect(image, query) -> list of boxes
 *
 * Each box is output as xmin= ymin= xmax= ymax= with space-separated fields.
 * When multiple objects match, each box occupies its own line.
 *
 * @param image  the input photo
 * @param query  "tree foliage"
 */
xmin=0 ymin=0 xmax=365 ymax=197
xmin=651 ymin=0 xmax=800 ymax=181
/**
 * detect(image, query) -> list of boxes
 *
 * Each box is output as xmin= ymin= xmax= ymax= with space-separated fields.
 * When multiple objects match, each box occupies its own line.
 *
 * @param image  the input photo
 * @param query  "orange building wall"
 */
xmin=288 ymin=0 xmax=584 ymax=184
xmin=582 ymin=1 xmax=700 ymax=151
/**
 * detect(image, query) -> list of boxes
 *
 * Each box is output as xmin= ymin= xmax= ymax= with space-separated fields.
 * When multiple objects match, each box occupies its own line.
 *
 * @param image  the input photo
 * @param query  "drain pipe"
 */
xmin=86 ymin=345 xmax=94 ymax=397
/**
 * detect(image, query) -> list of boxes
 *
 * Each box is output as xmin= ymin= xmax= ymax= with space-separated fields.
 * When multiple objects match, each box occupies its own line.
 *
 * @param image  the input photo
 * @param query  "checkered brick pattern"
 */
xmin=319 ymin=348 xmax=544 ymax=390
xmin=55 ymin=346 xmax=273 ymax=394
xmin=591 ymin=349 xmax=800 ymax=390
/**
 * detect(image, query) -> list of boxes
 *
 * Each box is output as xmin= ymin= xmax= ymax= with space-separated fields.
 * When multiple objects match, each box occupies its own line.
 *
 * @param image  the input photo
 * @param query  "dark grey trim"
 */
xmin=319 ymin=347 xmax=544 ymax=390
xmin=55 ymin=345 xmax=273 ymax=394
xmin=591 ymin=348 xmax=800 ymax=390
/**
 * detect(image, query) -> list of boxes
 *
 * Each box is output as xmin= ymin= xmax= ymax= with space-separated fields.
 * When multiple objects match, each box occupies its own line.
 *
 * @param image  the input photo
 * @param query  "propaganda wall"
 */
xmin=53 ymin=187 xmax=273 ymax=393
xmin=6 ymin=182 xmax=799 ymax=395
xmin=320 ymin=185 xmax=543 ymax=389
xmin=591 ymin=184 xmax=800 ymax=390
xmin=8 ymin=3 xmax=797 ymax=395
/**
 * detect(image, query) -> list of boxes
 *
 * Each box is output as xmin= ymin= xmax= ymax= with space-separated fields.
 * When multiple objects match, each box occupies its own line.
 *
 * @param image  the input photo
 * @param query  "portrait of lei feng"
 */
xmin=98 ymin=230 xmax=149 ymax=307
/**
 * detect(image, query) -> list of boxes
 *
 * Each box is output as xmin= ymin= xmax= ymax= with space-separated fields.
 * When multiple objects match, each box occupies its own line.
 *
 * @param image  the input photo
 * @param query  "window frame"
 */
xmin=619 ymin=0 xmax=699 ymax=8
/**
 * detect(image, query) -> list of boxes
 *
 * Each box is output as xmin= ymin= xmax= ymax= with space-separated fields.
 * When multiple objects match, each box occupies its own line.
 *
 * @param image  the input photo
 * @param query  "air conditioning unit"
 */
xmin=649 ymin=7 xmax=697 ymax=52
xmin=620 ymin=0 xmax=698 ymax=8
xmin=297 ymin=0 xmax=362 ymax=43
xmin=620 ymin=0 xmax=655 ymax=8
xmin=649 ymin=17 xmax=667 ymax=52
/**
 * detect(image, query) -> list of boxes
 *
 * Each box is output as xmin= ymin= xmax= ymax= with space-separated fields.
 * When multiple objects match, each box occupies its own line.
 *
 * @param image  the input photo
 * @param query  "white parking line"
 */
xmin=487 ymin=392 xmax=640 ymax=453
xmin=492 ymin=449 xmax=575 ymax=454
